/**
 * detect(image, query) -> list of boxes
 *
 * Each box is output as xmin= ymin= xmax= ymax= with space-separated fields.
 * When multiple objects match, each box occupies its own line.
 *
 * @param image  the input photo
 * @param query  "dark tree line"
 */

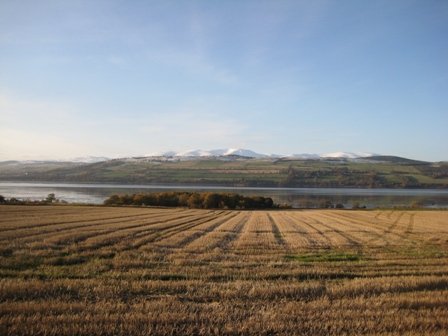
xmin=104 ymin=192 xmax=276 ymax=209
xmin=417 ymin=164 xmax=448 ymax=179
xmin=278 ymin=167 xmax=431 ymax=188
xmin=0 ymin=194 xmax=63 ymax=205
xmin=279 ymin=167 xmax=385 ymax=188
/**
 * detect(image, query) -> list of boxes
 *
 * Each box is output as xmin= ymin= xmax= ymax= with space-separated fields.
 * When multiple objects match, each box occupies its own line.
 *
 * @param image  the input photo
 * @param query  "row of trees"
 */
xmin=417 ymin=164 xmax=448 ymax=179
xmin=104 ymin=192 xmax=276 ymax=209
xmin=0 ymin=194 xmax=62 ymax=205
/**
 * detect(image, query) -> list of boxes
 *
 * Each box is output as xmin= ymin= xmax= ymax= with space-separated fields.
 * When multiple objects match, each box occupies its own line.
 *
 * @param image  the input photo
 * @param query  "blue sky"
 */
xmin=0 ymin=0 xmax=447 ymax=161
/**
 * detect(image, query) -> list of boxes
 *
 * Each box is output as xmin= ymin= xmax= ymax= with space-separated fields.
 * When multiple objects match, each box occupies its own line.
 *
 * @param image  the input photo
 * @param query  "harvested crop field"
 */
xmin=0 ymin=205 xmax=447 ymax=335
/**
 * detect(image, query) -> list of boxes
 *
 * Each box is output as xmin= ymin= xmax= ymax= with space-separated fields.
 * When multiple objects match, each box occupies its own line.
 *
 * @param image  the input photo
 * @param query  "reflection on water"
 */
xmin=1 ymin=182 xmax=448 ymax=209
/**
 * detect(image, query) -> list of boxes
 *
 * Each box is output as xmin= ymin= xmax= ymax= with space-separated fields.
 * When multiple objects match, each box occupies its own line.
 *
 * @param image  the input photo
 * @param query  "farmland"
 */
xmin=0 ymin=205 xmax=447 ymax=335
xmin=1 ymin=156 xmax=448 ymax=188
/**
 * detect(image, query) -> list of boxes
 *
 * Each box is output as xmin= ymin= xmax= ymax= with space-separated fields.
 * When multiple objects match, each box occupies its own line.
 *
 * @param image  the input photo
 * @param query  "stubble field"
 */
xmin=0 ymin=205 xmax=447 ymax=335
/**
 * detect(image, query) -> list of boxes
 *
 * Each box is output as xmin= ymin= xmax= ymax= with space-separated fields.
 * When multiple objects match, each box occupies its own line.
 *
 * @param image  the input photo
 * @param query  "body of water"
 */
xmin=1 ymin=182 xmax=448 ymax=209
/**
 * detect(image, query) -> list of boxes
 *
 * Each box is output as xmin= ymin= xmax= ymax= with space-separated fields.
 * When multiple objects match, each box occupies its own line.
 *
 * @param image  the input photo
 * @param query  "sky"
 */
xmin=0 ymin=0 xmax=447 ymax=161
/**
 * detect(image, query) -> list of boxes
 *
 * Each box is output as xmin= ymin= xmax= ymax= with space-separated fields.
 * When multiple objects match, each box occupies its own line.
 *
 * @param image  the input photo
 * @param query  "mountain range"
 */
xmin=146 ymin=148 xmax=377 ymax=159
xmin=67 ymin=149 xmax=378 ymax=163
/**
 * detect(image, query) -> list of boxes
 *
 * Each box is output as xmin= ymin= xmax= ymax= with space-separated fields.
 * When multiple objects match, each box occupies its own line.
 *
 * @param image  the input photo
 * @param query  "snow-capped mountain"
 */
xmin=145 ymin=151 xmax=178 ymax=157
xmin=143 ymin=149 xmax=376 ymax=160
xmin=321 ymin=152 xmax=376 ymax=159
xmin=6 ymin=156 xmax=111 ymax=163
xmin=220 ymin=148 xmax=268 ymax=158
xmin=2 ymin=150 xmax=383 ymax=164
xmin=145 ymin=148 xmax=269 ymax=158
xmin=69 ymin=156 xmax=111 ymax=163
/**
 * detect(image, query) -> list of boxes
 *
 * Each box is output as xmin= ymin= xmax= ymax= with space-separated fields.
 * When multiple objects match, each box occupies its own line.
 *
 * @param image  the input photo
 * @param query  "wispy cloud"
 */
xmin=0 ymin=1 xmax=446 ymax=161
xmin=0 ymin=128 xmax=89 ymax=160
xmin=0 ymin=93 xmax=94 ymax=160
xmin=0 ymin=91 xmax=259 ymax=160
xmin=137 ymin=108 xmax=249 ymax=152
xmin=0 ymin=93 xmax=74 ymax=121
xmin=147 ymin=50 xmax=239 ymax=85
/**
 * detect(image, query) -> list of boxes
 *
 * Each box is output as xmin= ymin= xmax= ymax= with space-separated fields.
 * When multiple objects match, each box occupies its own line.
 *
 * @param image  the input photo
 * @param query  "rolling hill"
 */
xmin=0 ymin=150 xmax=447 ymax=188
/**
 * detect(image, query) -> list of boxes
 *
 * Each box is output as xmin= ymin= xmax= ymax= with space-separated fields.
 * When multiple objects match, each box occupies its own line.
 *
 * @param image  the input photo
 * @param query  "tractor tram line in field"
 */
xmin=1 ymin=209 xmax=188 ymax=239
xmin=314 ymin=211 xmax=393 ymax=247
xmin=55 ymin=210 xmax=223 ymax=255
xmin=0 ymin=209 xmax=168 ymax=235
xmin=298 ymin=213 xmax=361 ymax=247
xmin=268 ymin=212 xmax=317 ymax=249
xmin=266 ymin=213 xmax=289 ymax=249
xmin=0 ymin=210 xmax=196 ymax=248
xmin=71 ymin=210 xmax=210 ymax=253
xmin=310 ymin=212 xmax=376 ymax=247
xmin=131 ymin=211 xmax=230 ymax=250
xmin=191 ymin=212 xmax=251 ymax=255
xmin=0 ymin=205 xmax=447 ymax=335
xmin=165 ymin=211 xmax=241 ymax=250
xmin=283 ymin=212 xmax=335 ymax=248
xmin=0 ymin=207 xmax=161 ymax=230
xmin=148 ymin=211 xmax=239 ymax=251
xmin=405 ymin=213 xmax=415 ymax=234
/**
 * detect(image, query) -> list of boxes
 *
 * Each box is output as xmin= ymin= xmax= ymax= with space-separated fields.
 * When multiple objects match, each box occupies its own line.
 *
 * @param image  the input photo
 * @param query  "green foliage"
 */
xmin=46 ymin=193 xmax=56 ymax=203
xmin=352 ymin=202 xmax=366 ymax=209
xmin=0 ymin=194 xmax=64 ymax=205
xmin=104 ymin=192 xmax=276 ymax=209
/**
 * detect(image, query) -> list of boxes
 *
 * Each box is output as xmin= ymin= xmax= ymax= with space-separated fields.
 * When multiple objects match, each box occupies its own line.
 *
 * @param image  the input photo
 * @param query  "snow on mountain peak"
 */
xmin=176 ymin=149 xmax=214 ymax=157
xmin=144 ymin=148 xmax=267 ymax=158
xmin=142 ymin=149 xmax=377 ymax=160
xmin=70 ymin=156 xmax=110 ymax=163
xmin=321 ymin=152 xmax=375 ymax=159
xmin=144 ymin=151 xmax=176 ymax=157
xmin=223 ymin=148 xmax=267 ymax=158
xmin=288 ymin=153 xmax=321 ymax=160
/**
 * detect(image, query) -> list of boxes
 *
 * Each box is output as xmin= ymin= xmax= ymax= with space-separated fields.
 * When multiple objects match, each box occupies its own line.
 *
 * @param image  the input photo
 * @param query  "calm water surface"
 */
xmin=1 ymin=182 xmax=448 ymax=209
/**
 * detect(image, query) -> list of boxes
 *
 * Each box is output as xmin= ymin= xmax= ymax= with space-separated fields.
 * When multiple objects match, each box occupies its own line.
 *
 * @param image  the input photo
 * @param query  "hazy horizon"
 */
xmin=1 ymin=1 xmax=447 ymax=161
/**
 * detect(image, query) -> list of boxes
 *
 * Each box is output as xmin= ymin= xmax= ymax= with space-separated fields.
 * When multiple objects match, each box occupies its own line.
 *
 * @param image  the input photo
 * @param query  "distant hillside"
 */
xmin=1 ymin=156 xmax=447 ymax=189
xmin=364 ymin=155 xmax=429 ymax=165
